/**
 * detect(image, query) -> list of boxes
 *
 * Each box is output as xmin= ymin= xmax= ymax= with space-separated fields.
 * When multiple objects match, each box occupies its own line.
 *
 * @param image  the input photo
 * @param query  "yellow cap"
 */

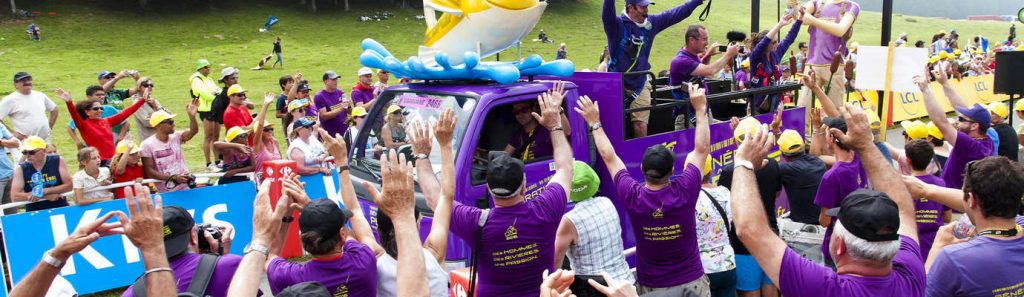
xmin=986 ymin=102 xmax=1009 ymax=118
xmin=926 ymin=121 xmax=943 ymax=140
xmin=741 ymin=59 xmax=750 ymax=69
xmin=1018 ymin=45 xmax=1024 ymax=51
xmin=939 ymin=51 xmax=948 ymax=59
xmin=20 ymin=136 xmax=47 ymax=151
xmin=866 ymin=111 xmax=881 ymax=130
xmin=1014 ymin=99 xmax=1024 ymax=111
xmin=351 ymin=106 xmax=368 ymax=117
xmin=954 ymin=49 xmax=962 ymax=56
xmin=226 ymin=85 xmax=247 ymax=96
xmin=777 ymin=129 xmax=805 ymax=155
xmin=149 ymin=110 xmax=177 ymax=127
xmin=387 ymin=105 xmax=402 ymax=114
xmin=287 ymin=99 xmax=309 ymax=112
xmin=733 ymin=117 xmax=762 ymax=143
xmin=115 ymin=140 xmax=142 ymax=155
xmin=225 ymin=126 xmax=250 ymax=142
xmin=703 ymin=155 xmax=712 ymax=175
xmin=900 ymin=120 xmax=928 ymax=139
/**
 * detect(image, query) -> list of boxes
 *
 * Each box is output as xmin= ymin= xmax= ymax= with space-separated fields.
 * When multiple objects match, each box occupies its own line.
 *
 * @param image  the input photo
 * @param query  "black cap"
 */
xmin=297 ymin=82 xmax=311 ymax=92
xmin=163 ymin=206 xmax=195 ymax=259
xmin=825 ymin=189 xmax=900 ymax=242
xmin=642 ymin=145 xmax=674 ymax=180
xmin=322 ymin=71 xmax=340 ymax=81
xmin=277 ymin=282 xmax=331 ymax=297
xmin=486 ymin=152 xmax=525 ymax=198
xmin=824 ymin=116 xmax=848 ymax=133
xmin=299 ymin=199 xmax=352 ymax=239
xmin=13 ymin=72 xmax=31 ymax=83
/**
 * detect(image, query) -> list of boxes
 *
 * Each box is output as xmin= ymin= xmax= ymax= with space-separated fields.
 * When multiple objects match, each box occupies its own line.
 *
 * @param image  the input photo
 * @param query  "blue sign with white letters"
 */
xmin=0 ymin=173 xmax=335 ymax=295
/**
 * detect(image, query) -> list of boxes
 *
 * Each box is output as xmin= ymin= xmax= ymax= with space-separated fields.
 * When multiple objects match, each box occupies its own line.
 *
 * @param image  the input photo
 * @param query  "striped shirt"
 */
xmin=565 ymin=197 xmax=634 ymax=283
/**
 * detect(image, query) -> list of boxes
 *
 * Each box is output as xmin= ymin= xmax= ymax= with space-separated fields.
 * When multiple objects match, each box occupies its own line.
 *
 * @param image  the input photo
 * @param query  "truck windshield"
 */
xmin=354 ymin=91 xmax=476 ymax=172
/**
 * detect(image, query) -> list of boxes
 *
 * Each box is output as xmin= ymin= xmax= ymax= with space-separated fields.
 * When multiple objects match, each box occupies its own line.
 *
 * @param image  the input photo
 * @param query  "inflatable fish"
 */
xmin=420 ymin=0 xmax=547 ymax=66
xmin=360 ymin=39 xmax=574 ymax=84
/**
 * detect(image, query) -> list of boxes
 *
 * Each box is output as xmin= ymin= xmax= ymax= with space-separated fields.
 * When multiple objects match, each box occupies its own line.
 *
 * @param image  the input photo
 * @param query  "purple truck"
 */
xmin=345 ymin=71 xmax=807 ymax=268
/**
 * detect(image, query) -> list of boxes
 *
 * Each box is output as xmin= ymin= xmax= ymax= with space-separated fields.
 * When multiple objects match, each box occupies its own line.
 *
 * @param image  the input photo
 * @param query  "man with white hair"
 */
xmin=730 ymin=105 xmax=925 ymax=296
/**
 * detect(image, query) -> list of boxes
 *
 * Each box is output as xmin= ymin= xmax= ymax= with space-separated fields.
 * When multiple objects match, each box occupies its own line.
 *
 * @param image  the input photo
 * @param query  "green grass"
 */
xmin=0 ymin=1 xmax=1010 ymax=173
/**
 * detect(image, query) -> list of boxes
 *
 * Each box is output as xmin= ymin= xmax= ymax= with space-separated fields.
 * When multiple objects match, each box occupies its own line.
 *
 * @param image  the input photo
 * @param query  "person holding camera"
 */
xmin=120 ymin=205 xmax=239 ymax=297
xmin=140 ymin=99 xmax=199 ymax=193
xmin=668 ymin=24 xmax=740 ymax=130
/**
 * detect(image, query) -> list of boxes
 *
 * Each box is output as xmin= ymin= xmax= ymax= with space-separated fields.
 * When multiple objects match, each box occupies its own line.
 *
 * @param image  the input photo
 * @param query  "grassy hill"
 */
xmin=0 ymin=0 xmax=1011 ymax=173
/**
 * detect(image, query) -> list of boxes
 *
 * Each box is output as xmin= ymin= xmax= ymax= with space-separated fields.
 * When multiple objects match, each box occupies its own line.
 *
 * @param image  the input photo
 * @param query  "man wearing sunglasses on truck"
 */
xmin=915 ymin=66 xmax=992 ymax=190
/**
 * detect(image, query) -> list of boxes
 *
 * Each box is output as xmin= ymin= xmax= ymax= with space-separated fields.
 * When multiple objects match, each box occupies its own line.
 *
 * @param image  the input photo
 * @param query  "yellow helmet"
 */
xmin=986 ymin=102 xmax=1009 ymax=118
xmin=115 ymin=140 xmax=142 ymax=155
xmin=776 ymin=129 xmax=805 ymax=155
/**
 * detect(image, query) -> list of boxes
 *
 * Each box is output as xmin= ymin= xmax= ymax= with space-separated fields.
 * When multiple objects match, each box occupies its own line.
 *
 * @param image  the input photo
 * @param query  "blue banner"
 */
xmin=0 ymin=174 xmax=333 ymax=295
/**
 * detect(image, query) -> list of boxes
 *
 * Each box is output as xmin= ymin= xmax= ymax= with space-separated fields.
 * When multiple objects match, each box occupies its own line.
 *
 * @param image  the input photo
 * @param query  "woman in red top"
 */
xmin=110 ymin=140 xmax=146 ymax=199
xmin=56 ymin=88 xmax=147 ymax=163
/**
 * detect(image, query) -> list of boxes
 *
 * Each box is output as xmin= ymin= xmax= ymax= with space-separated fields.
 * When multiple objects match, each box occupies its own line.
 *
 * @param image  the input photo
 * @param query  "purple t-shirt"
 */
xmin=941 ymin=131 xmax=994 ymax=189
xmin=602 ymin=0 xmax=703 ymax=91
xmin=734 ymin=70 xmax=750 ymax=88
xmin=927 ymin=216 xmax=1024 ymax=297
xmin=509 ymin=126 xmax=552 ymax=161
xmin=450 ymin=183 xmax=567 ymax=297
xmin=814 ymin=153 xmax=868 ymax=264
xmin=779 ymin=235 xmax=926 ymax=297
xmin=669 ymin=49 xmax=701 ymax=86
xmin=614 ymin=165 xmax=703 ymax=288
xmin=806 ymin=1 xmax=860 ymax=65
xmin=912 ymin=174 xmax=948 ymax=261
xmin=351 ymin=85 xmax=374 ymax=106
xmin=267 ymin=240 xmax=377 ymax=296
xmin=121 ymin=253 xmax=243 ymax=297
xmin=314 ymin=89 xmax=350 ymax=138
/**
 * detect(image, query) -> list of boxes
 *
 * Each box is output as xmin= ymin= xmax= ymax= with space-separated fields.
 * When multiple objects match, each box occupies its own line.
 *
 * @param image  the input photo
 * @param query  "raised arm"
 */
xmin=228 ymin=181 xmax=290 ymax=297
xmin=800 ymin=1 xmax=857 ymax=39
xmin=914 ymin=74 xmax=958 ymax=144
xmin=902 ymin=176 xmax=966 ymax=212
xmin=931 ymin=66 xmax=969 ymax=108
xmin=535 ymin=82 xmax=573 ymax=192
xmin=10 ymin=212 xmax=122 ymax=297
xmin=830 ymin=105 xmax=918 ymax=241
xmin=601 ymin=0 xmax=621 ymax=46
xmin=731 ymin=124 xmax=788 ymax=285
xmin=691 ymin=45 xmax=740 ymax=77
xmin=250 ymin=94 xmax=275 ymax=153
xmin=553 ymin=217 xmax=578 ymax=270
xmin=774 ymin=19 xmax=803 ymax=59
xmin=801 ymin=72 xmax=840 ymax=117
xmin=684 ymin=83 xmax=710 ymax=175
xmin=649 ymin=0 xmax=705 ymax=31
xmin=181 ymin=99 xmax=200 ymax=142
xmin=374 ymin=150 xmax=430 ymax=297
xmin=576 ymin=96 xmax=625 ymax=176
xmin=55 ymin=89 xmax=84 ymax=127
xmin=320 ymin=128 xmax=385 ymax=256
xmin=116 ymin=184 xmax=178 ymax=297
xmin=423 ymin=109 xmax=457 ymax=264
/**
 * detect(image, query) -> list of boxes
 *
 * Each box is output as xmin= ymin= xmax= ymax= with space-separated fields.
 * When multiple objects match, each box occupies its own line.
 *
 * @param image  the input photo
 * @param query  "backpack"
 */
xmin=131 ymin=254 xmax=220 ymax=297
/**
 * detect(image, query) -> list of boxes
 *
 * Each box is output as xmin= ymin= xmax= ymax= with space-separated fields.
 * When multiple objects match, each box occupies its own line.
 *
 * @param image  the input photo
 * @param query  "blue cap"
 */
xmin=98 ymin=71 xmax=114 ymax=80
xmin=626 ymin=0 xmax=654 ymax=6
xmin=954 ymin=103 xmax=992 ymax=127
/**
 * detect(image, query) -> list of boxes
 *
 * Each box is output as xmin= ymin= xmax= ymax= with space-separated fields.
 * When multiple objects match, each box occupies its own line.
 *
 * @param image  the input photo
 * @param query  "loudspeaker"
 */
xmin=994 ymin=51 xmax=1024 ymax=95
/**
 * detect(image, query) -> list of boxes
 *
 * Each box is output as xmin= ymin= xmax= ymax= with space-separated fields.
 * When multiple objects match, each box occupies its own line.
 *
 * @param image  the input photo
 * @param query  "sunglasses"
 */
xmin=160 ymin=119 xmax=174 ymax=125
xmin=299 ymin=90 xmax=310 ymax=94
xmin=89 ymin=107 xmax=104 ymax=111
xmin=23 ymin=149 xmax=41 ymax=155
xmin=354 ymin=115 xmax=366 ymax=119
xmin=264 ymin=127 xmax=274 ymax=132
xmin=512 ymin=106 xmax=534 ymax=114
xmin=234 ymin=93 xmax=247 ymax=98
xmin=958 ymin=116 xmax=977 ymax=123
xmin=141 ymin=83 xmax=154 ymax=88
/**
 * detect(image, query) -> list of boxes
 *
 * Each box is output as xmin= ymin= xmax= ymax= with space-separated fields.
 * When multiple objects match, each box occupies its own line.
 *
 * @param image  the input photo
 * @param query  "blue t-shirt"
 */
xmin=987 ymin=127 xmax=999 ymax=156
xmin=0 ymin=125 xmax=14 ymax=179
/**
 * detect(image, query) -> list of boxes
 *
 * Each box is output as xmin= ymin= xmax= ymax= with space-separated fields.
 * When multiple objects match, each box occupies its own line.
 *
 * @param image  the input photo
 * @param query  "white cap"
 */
xmin=357 ymin=67 xmax=374 ymax=76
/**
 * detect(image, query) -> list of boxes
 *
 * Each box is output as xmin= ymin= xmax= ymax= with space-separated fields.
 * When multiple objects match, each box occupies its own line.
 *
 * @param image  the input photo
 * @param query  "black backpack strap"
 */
xmin=467 ymin=208 xmax=490 ymax=297
xmin=185 ymin=254 xmax=221 ymax=296
xmin=701 ymin=188 xmax=731 ymax=233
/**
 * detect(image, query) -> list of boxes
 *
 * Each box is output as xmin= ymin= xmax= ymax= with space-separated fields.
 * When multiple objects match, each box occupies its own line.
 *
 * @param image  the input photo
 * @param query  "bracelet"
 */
xmin=336 ymin=165 xmax=349 ymax=172
xmin=282 ymin=216 xmax=294 ymax=223
xmin=143 ymin=267 xmax=173 ymax=277
xmin=552 ymin=126 xmax=564 ymax=132
xmin=813 ymin=131 xmax=825 ymax=135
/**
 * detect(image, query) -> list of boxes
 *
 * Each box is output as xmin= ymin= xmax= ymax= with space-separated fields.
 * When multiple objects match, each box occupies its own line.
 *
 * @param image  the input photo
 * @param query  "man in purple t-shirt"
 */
xmin=266 ymin=198 xmax=377 ymax=296
xmin=813 ymin=116 xmax=868 ymax=266
xmin=445 ymin=86 xmax=573 ymax=297
xmin=796 ymin=0 xmax=859 ymax=110
xmin=602 ymin=0 xmax=705 ymax=137
xmin=730 ymin=106 xmax=925 ymax=297
xmin=903 ymin=139 xmax=950 ymax=261
xmin=668 ymin=24 xmax=739 ymax=129
xmin=122 ymin=206 xmax=243 ymax=297
xmin=911 ymin=157 xmax=1024 ymax=297
xmin=581 ymin=83 xmax=711 ymax=294
xmin=314 ymin=70 xmax=351 ymax=138
xmin=351 ymin=67 xmax=377 ymax=109
xmin=916 ymin=67 xmax=993 ymax=190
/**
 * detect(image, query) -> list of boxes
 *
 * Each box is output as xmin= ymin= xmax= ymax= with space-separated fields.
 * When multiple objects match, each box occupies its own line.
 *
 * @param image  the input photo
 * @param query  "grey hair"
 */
xmin=833 ymin=221 xmax=900 ymax=263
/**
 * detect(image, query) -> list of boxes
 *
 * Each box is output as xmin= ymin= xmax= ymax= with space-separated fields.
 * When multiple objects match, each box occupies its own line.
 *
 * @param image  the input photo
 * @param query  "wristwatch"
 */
xmin=735 ymin=159 xmax=755 ymax=171
xmin=42 ymin=250 xmax=64 ymax=268
xmin=244 ymin=242 xmax=270 ymax=259
xmin=589 ymin=123 xmax=602 ymax=131
xmin=414 ymin=153 xmax=429 ymax=161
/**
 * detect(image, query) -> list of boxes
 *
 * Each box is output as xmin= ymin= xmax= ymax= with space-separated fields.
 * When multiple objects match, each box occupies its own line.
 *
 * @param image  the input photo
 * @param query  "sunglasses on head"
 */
xmin=141 ymin=83 xmax=154 ymax=88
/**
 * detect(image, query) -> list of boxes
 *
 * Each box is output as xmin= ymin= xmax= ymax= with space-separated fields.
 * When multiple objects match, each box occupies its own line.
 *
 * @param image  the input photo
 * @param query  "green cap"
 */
xmin=570 ymin=161 xmax=600 ymax=202
xmin=195 ymin=59 xmax=211 ymax=71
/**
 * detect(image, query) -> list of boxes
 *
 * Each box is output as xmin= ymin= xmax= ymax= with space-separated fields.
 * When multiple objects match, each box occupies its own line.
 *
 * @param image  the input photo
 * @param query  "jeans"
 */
xmin=273 ymin=52 xmax=283 ymax=67
xmin=708 ymin=270 xmax=737 ymax=297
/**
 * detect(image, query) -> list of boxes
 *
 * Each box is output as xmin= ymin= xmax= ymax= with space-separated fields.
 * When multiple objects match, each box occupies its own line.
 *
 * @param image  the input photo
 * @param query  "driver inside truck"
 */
xmin=504 ymin=101 xmax=571 ymax=162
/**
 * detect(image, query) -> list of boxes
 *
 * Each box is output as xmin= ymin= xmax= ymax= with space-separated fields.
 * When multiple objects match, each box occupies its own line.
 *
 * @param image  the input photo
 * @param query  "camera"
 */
xmin=195 ymin=223 xmax=223 ymax=255
xmin=718 ymin=45 xmax=728 ymax=53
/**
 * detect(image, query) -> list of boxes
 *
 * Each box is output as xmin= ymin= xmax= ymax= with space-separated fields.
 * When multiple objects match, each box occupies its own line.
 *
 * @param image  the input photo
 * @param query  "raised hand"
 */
xmin=901 ymin=175 xmax=929 ymax=199
xmin=801 ymin=70 xmax=818 ymax=90
xmin=318 ymin=128 xmax=349 ymax=163
xmin=374 ymin=149 xmax=416 ymax=219
xmin=829 ymin=104 xmax=874 ymax=151
xmin=810 ymin=108 xmax=824 ymax=131
xmin=187 ymin=98 xmax=199 ymax=117
xmin=264 ymin=92 xmax=276 ymax=105
xmin=434 ymin=109 xmax=456 ymax=147
xmin=115 ymin=184 xmax=164 ymax=250
xmin=539 ymin=269 xmax=575 ymax=297
xmin=55 ymin=88 xmax=72 ymax=103
xmin=573 ymin=95 xmax=601 ymax=125
xmin=546 ymin=81 xmax=567 ymax=106
xmin=735 ymin=123 xmax=774 ymax=171
xmin=688 ymin=83 xmax=707 ymax=112
xmin=533 ymin=91 xmax=563 ymax=131
xmin=588 ymin=272 xmax=640 ymax=297
xmin=771 ymin=104 xmax=784 ymax=131
xmin=51 ymin=212 xmax=123 ymax=260
xmin=282 ymin=173 xmax=311 ymax=212
xmin=931 ymin=63 xmax=949 ymax=85
xmin=251 ymin=180 xmax=291 ymax=245
xmin=410 ymin=120 xmax=432 ymax=156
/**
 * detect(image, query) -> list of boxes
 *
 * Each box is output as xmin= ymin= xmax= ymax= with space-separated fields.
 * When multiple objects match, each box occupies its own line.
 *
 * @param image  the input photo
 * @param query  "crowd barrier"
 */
xmin=0 ymin=172 xmax=337 ymax=295
xmin=841 ymin=74 xmax=1010 ymax=124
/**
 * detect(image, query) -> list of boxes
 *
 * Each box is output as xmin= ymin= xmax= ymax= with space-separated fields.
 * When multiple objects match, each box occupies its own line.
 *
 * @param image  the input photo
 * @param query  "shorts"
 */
xmin=637 ymin=274 xmax=710 ymax=296
xmin=735 ymin=254 xmax=772 ymax=291
xmin=797 ymin=64 xmax=846 ymax=110
xmin=628 ymin=81 xmax=652 ymax=123
xmin=198 ymin=111 xmax=217 ymax=122
xmin=778 ymin=216 xmax=826 ymax=265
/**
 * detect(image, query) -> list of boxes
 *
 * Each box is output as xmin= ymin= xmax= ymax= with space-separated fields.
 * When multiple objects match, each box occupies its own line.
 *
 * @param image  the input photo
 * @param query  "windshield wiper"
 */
xmin=352 ymin=159 xmax=381 ymax=182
